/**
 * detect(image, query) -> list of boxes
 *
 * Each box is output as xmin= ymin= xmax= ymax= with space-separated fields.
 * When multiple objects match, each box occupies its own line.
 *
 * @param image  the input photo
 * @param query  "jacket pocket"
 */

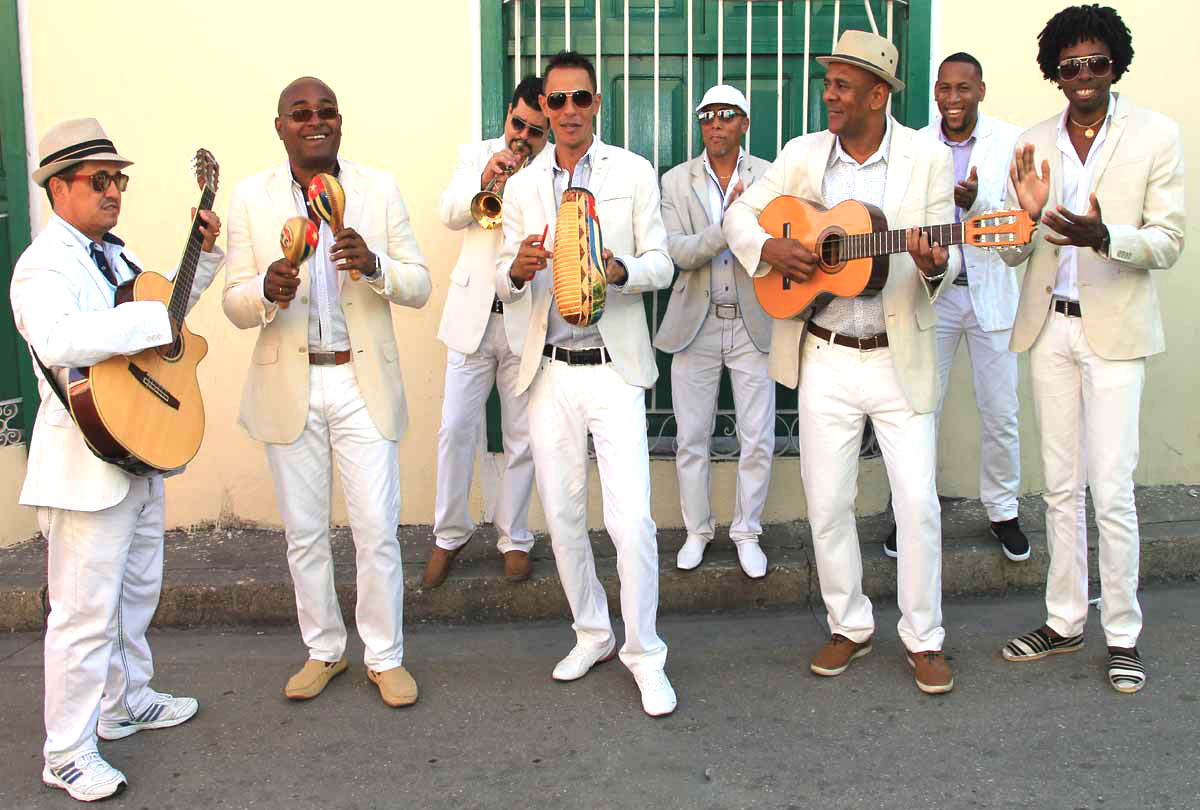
xmin=253 ymin=343 xmax=279 ymax=365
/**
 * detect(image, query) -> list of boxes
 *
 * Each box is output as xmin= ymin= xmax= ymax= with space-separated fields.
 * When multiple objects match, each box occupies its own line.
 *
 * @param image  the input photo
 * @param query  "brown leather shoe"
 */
xmin=503 ymin=550 xmax=532 ymax=582
xmin=810 ymin=634 xmax=873 ymax=676
xmin=421 ymin=544 xmax=466 ymax=589
xmin=284 ymin=657 xmax=348 ymax=700
xmin=906 ymin=649 xmax=954 ymax=694
xmin=367 ymin=665 xmax=419 ymax=707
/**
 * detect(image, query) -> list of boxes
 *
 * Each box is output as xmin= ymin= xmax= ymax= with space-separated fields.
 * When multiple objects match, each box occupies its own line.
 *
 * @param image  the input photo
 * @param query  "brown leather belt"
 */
xmin=807 ymin=322 xmax=889 ymax=351
xmin=1053 ymin=299 xmax=1082 ymax=317
xmin=309 ymin=350 xmax=352 ymax=366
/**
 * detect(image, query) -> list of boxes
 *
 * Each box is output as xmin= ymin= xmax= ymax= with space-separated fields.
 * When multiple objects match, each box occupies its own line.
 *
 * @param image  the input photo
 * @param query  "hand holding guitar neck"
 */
xmin=276 ymin=216 xmax=319 ymax=309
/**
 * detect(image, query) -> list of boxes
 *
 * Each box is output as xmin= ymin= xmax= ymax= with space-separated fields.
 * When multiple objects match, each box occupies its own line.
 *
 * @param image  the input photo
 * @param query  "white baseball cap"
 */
xmin=695 ymin=84 xmax=749 ymax=116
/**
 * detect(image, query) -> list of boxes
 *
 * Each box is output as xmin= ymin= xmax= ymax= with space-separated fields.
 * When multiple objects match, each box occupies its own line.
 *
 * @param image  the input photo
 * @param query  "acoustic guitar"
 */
xmin=67 ymin=149 xmax=219 ymax=475
xmin=753 ymin=196 xmax=1035 ymax=319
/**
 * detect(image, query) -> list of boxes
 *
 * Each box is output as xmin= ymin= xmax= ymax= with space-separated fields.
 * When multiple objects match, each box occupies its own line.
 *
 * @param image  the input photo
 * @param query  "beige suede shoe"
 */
xmin=284 ymin=657 xmax=348 ymax=700
xmin=367 ymin=666 xmax=419 ymax=707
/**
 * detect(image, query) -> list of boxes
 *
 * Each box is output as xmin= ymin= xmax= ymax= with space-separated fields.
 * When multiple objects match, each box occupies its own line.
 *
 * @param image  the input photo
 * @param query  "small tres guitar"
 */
xmin=753 ymin=196 xmax=1035 ymax=319
xmin=67 ymin=149 xmax=219 ymax=475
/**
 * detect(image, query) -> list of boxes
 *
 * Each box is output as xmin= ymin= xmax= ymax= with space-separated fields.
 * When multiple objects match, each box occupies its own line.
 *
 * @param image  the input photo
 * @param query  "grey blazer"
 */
xmin=654 ymin=153 xmax=773 ymax=354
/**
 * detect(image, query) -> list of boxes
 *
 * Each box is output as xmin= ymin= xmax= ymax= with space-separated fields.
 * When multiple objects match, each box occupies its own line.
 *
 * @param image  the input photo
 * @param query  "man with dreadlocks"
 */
xmin=999 ymin=4 xmax=1185 ymax=693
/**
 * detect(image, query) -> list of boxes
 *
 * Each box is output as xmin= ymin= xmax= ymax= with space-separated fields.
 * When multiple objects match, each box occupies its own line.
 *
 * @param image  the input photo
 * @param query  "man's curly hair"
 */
xmin=1037 ymin=4 xmax=1134 ymax=83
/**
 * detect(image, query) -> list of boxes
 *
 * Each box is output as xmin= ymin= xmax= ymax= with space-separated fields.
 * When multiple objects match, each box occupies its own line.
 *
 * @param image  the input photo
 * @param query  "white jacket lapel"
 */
xmin=690 ymin=159 xmax=712 ymax=226
xmin=883 ymin=125 xmax=915 ymax=222
xmin=1089 ymin=94 xmax=1129 ymax=193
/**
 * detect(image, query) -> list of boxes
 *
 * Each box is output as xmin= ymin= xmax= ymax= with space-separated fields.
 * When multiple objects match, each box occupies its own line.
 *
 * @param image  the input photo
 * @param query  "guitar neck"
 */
xmin=166 ymin=185 xmax=216 ymax=328
xmin=843 ymin=223 xmax=963 ymax=261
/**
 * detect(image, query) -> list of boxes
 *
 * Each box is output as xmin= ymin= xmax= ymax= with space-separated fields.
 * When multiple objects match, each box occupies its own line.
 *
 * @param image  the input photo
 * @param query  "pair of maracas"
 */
xmin=277 ymin=173 xmax=354 ymax=309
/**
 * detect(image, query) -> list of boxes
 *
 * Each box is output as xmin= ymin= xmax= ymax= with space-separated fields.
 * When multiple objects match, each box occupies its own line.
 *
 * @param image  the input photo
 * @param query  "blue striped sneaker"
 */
xmin=42 ymin=751 xmax=126 ymax=802
xmin=1001 ymin=626 xmax=1084 ymax=661
xmin=97 ymin=692 xmax=198 ymax=741
xmin=1108 ymin=649 xmax=1147 ymax=694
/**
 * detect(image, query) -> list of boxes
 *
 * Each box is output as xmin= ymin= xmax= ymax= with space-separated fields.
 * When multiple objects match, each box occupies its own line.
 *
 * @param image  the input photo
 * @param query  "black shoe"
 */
xmin=882 ymin=523 xmax=897 ymax=559
xmin=990 ymin=518 xmax=1030 ymax=561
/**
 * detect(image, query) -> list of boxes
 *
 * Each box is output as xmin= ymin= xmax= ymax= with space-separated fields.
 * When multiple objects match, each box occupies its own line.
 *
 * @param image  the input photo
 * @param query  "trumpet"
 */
xmin=470 ymin=139 xmax=532 ymax=229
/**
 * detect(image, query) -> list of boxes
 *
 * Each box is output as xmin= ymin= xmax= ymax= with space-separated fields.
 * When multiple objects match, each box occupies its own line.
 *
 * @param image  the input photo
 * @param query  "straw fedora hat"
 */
xmin=817 ymin=30 xmax=906 ymax=93
xmin=32 ymin=117 xmax=133 ymax=187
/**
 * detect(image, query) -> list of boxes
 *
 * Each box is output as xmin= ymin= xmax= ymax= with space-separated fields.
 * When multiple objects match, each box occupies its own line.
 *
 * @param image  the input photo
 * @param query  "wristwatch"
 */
xmin=363 ymin=253 xmax=382 ymax=280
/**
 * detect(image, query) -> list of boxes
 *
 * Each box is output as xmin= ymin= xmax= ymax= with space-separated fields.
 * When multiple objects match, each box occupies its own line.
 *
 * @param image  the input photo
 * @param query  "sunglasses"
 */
xmin=1057 ymin=54 xmax=1112 ymax=81
xmin=545 ymin=90 xmax=594 ymax=111
xmin=510 ymin=115 xmax=546 ymax=139
xmin=697 ymin=109 xmax=743 ymax=125
xmin=286 ymin=106 xmax=339 ymax=123
xmin=71 ymin=171 xmax=130 ymax=193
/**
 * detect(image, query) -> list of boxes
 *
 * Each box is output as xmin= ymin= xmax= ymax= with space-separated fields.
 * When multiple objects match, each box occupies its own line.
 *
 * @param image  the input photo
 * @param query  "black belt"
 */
xmin=1054 ymin=299 xmax=1082 ymax=317
xmin=491 ymin=296 xmax=504 ymax=314
xmin=807 ymin=322 xmax=889 ymax=351
xmin=953 ymin=272 xmax=969 ymax=286
xmin=543 ymin=344 xmax=612 ymax=365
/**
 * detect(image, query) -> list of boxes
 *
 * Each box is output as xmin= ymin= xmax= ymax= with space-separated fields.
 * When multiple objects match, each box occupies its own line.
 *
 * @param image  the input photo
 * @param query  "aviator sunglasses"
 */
xmin=510 ymin=115 xmax=547 ymax=139
xmin=1057 ymin=54 xmax=1112 ymax=81
xmin=286 ymin=106 xmax=339 ymax=123
xmin=71 ymin=171 xmax=130 ymax=193
xmin=697 ymin=109 xmax=743 ymax=125
xmin=545 ymin=90 xmax=595 ymax=110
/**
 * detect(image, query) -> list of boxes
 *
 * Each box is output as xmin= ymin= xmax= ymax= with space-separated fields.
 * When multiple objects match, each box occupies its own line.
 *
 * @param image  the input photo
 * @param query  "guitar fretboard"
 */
xmin=166 ymin=184 xmax=216 ymax=327
xmin=841 ymin=223 xmax=964 ymax=261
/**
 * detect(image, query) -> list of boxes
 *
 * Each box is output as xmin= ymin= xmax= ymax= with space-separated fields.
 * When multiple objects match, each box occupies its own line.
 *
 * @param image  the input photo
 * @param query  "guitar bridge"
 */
xmin=127 ymin=362 xmax=181 ymax=410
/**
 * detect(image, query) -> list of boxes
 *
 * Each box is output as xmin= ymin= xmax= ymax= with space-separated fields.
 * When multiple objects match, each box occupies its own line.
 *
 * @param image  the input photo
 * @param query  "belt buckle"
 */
xmin=310 ymin=351 xmax=334 ymax=365
xmin=856 ymin=335 xmax=877 ymax=352
xmin=714 ymin=303 xmax=738 ymax=320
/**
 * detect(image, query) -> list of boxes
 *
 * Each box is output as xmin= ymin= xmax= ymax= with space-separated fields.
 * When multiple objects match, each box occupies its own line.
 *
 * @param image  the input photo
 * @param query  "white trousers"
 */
xmin=1030 ymin=311 xmax=1144 ymax=648
xmin=434 ymin=313 xmax=535 ymax=553
xmin=671 ymin=313 xmax=775 ymax=544
xmin=528 ymin=357 xmax=667 ymax=675
xmin=265 ymin=363 xmax=405 ymax=670
xmin=934 ymin=284 xmax=1020 ymax=521
xmin=40 ymin=476 xmax=165 ymax=765
xmin=798 ymin=337 xmax=945 ymax=652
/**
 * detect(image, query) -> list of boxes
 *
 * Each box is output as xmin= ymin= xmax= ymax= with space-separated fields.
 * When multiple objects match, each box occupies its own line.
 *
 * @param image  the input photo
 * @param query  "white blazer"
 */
xmin=495 ymin=139 xmax=673 ymax=393
xmin=222 ymin=159 xmax=431 ymax=444
xmin=724 ymin=123 xmax=960 ymax=413
xmin=920 ymin=112 xmax=1025 ymax=332
xmin=436 ymin=137 xmax=531 ymax=355
xmin=10 ymin=215 xmax=224 ymax=512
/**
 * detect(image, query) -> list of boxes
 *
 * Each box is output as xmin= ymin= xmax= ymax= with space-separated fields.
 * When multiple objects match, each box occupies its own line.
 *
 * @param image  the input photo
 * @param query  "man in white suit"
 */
xmin=881 ymin=53 xmax=1029 ymax=561
xmin=223 ymin=77 xmax=431 ymax=708
xmin=11 ymin=118 xmax=223 ymax=802
xmin=999 ymin=5 xmax=1185 ymax=695
xmin=724 ymin=31 xmax=961 ymax=695
xmin=497 ymin=51 xmax=676 ymax=717
xmin=656 ymin=84 xmax=774 ymax=578
xmin=421 ymin=76 xmax=547 ymax=588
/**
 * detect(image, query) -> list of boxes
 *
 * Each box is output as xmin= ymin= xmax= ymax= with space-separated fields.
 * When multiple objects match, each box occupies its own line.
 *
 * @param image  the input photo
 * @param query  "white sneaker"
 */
xmin=634 ymin=669 xmax=677 ymax=717
xmin=552 ymin=639 xmax=617 ymax=681
xmin=734 ymin=540 xmax=768 ymax=578
xmin=42 ymin=751 xmax=127 ymax=802
xmin=98 ymin=692 xmax=199 ymax=740
xmin=676 ymin=535 xmax=710 ymax=570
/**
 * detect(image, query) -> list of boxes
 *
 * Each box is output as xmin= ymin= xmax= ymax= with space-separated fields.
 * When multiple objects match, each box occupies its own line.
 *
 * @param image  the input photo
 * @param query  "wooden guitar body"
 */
xmin=68 ymin=271 xmax=208 ymax=474
xmin=753 ymin=196 xmax=890 ymax=319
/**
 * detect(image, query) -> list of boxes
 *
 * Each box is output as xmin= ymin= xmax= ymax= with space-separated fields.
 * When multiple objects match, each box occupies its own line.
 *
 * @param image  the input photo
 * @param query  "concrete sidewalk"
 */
xmin=2 ymin=484 xmax=1199 ymax=631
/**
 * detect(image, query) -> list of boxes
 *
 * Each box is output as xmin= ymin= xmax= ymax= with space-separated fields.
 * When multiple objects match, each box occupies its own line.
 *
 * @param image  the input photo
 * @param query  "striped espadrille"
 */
xmin=1108 ymin=650 xmax=1146 ymax=694
xmin=1001 ymin=626 xmax=1084 ymax=661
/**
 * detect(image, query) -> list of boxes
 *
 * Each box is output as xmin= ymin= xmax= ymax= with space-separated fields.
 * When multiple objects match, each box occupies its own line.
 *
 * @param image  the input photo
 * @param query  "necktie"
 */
xmin=89 ymin=243 xmax=119 ymax=287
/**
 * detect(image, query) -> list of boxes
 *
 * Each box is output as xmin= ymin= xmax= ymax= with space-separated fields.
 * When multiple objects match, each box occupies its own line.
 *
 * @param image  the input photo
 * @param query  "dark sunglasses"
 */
xmin=510 ymin=115 xmax=546 ymax=139
xmin=1057 ymin=55 xmax=1112 ymax=81
xmin=545 ymin=90 xmax=594 ymax=111
xmin=287 ymin=106 xmax=339 ymax=123
xmin=71 ymin=171 xmax=130 ymax=193
xmin=697 ymin=109 xmax=742 ymax=125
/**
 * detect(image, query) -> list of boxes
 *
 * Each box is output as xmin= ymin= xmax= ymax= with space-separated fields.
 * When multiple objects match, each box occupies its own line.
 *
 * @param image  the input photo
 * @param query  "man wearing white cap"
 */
xmin=724 ymin=30 xmax=961 ymax=694
xmin=10 ymin=117 xmax=224 ymax=801
xmin=656 ymin=84 xmax=775 ymax=578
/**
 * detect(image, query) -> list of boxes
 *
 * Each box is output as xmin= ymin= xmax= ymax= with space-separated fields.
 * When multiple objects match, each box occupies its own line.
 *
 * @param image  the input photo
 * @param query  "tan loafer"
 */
xmin=906 ymin=649 xmax=954 ymax=695
xmin=367 ymin=666 xmax=419 ymax=707
xmin=810 ymin=634 xmax=873 ymax=677
xmin=284 ymin=657 xmax=348 ymax=700
xmin=421 ymin=545 xmax=466 ymax=589
xmin=503 ymin=550 xmax=532 ymax=582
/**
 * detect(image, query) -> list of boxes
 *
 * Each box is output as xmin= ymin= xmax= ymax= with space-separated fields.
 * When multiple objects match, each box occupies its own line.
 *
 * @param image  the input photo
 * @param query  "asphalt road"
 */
xmin=1 ymin=585 xmax=1197 ymax=810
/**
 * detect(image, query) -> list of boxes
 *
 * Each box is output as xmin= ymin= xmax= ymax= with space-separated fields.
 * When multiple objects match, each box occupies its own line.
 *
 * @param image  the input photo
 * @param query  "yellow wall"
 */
xmin=5 ymin=1 xmax=1193 ymax=545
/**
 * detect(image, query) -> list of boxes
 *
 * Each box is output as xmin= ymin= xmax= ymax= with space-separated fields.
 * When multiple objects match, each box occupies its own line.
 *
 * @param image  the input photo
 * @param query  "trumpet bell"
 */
xmin=470 ymin=191 xmax=504 ymax=229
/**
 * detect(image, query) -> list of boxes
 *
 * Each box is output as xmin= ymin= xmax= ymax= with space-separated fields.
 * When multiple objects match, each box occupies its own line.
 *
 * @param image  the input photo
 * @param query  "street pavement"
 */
xmin=0 ymin=585 xmax=1197 ymax=810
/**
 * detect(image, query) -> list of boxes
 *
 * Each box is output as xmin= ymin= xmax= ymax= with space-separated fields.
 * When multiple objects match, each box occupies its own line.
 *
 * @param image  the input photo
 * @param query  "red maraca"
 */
xmin=278 ymin=216 xmax=319 ymax=310
xmin=307 ymin=173 xmax=357 ymax=279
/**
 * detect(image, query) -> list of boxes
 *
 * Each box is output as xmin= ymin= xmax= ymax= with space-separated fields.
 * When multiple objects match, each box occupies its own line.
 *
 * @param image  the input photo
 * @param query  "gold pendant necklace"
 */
xmin=1068 ymin=112 xmax=1104 ymax=139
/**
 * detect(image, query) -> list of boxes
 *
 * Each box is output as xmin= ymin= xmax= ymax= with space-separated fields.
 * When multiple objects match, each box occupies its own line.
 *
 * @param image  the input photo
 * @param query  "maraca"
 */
xmin=278 ymin=216 xmax=319 ymax=310
xmin=307 ymin=173 xmax=357 ymax=279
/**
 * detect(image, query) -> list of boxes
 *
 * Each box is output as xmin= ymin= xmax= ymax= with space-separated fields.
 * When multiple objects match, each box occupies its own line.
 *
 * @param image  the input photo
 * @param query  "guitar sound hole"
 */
xmin=820 ymin=234 xmax=844 ymax=267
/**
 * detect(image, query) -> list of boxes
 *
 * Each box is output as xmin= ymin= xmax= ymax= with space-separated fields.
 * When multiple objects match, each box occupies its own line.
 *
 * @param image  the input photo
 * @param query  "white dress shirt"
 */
xmin=701 ymin=148 xmax=745 ymax=305
xmin=546 ymin=137 xmax=605 ymax=350
xmin=1053 ymin=95 xmax=1114 ymax=302
xmin=812 ymin=116 xmax=893 ymax=338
